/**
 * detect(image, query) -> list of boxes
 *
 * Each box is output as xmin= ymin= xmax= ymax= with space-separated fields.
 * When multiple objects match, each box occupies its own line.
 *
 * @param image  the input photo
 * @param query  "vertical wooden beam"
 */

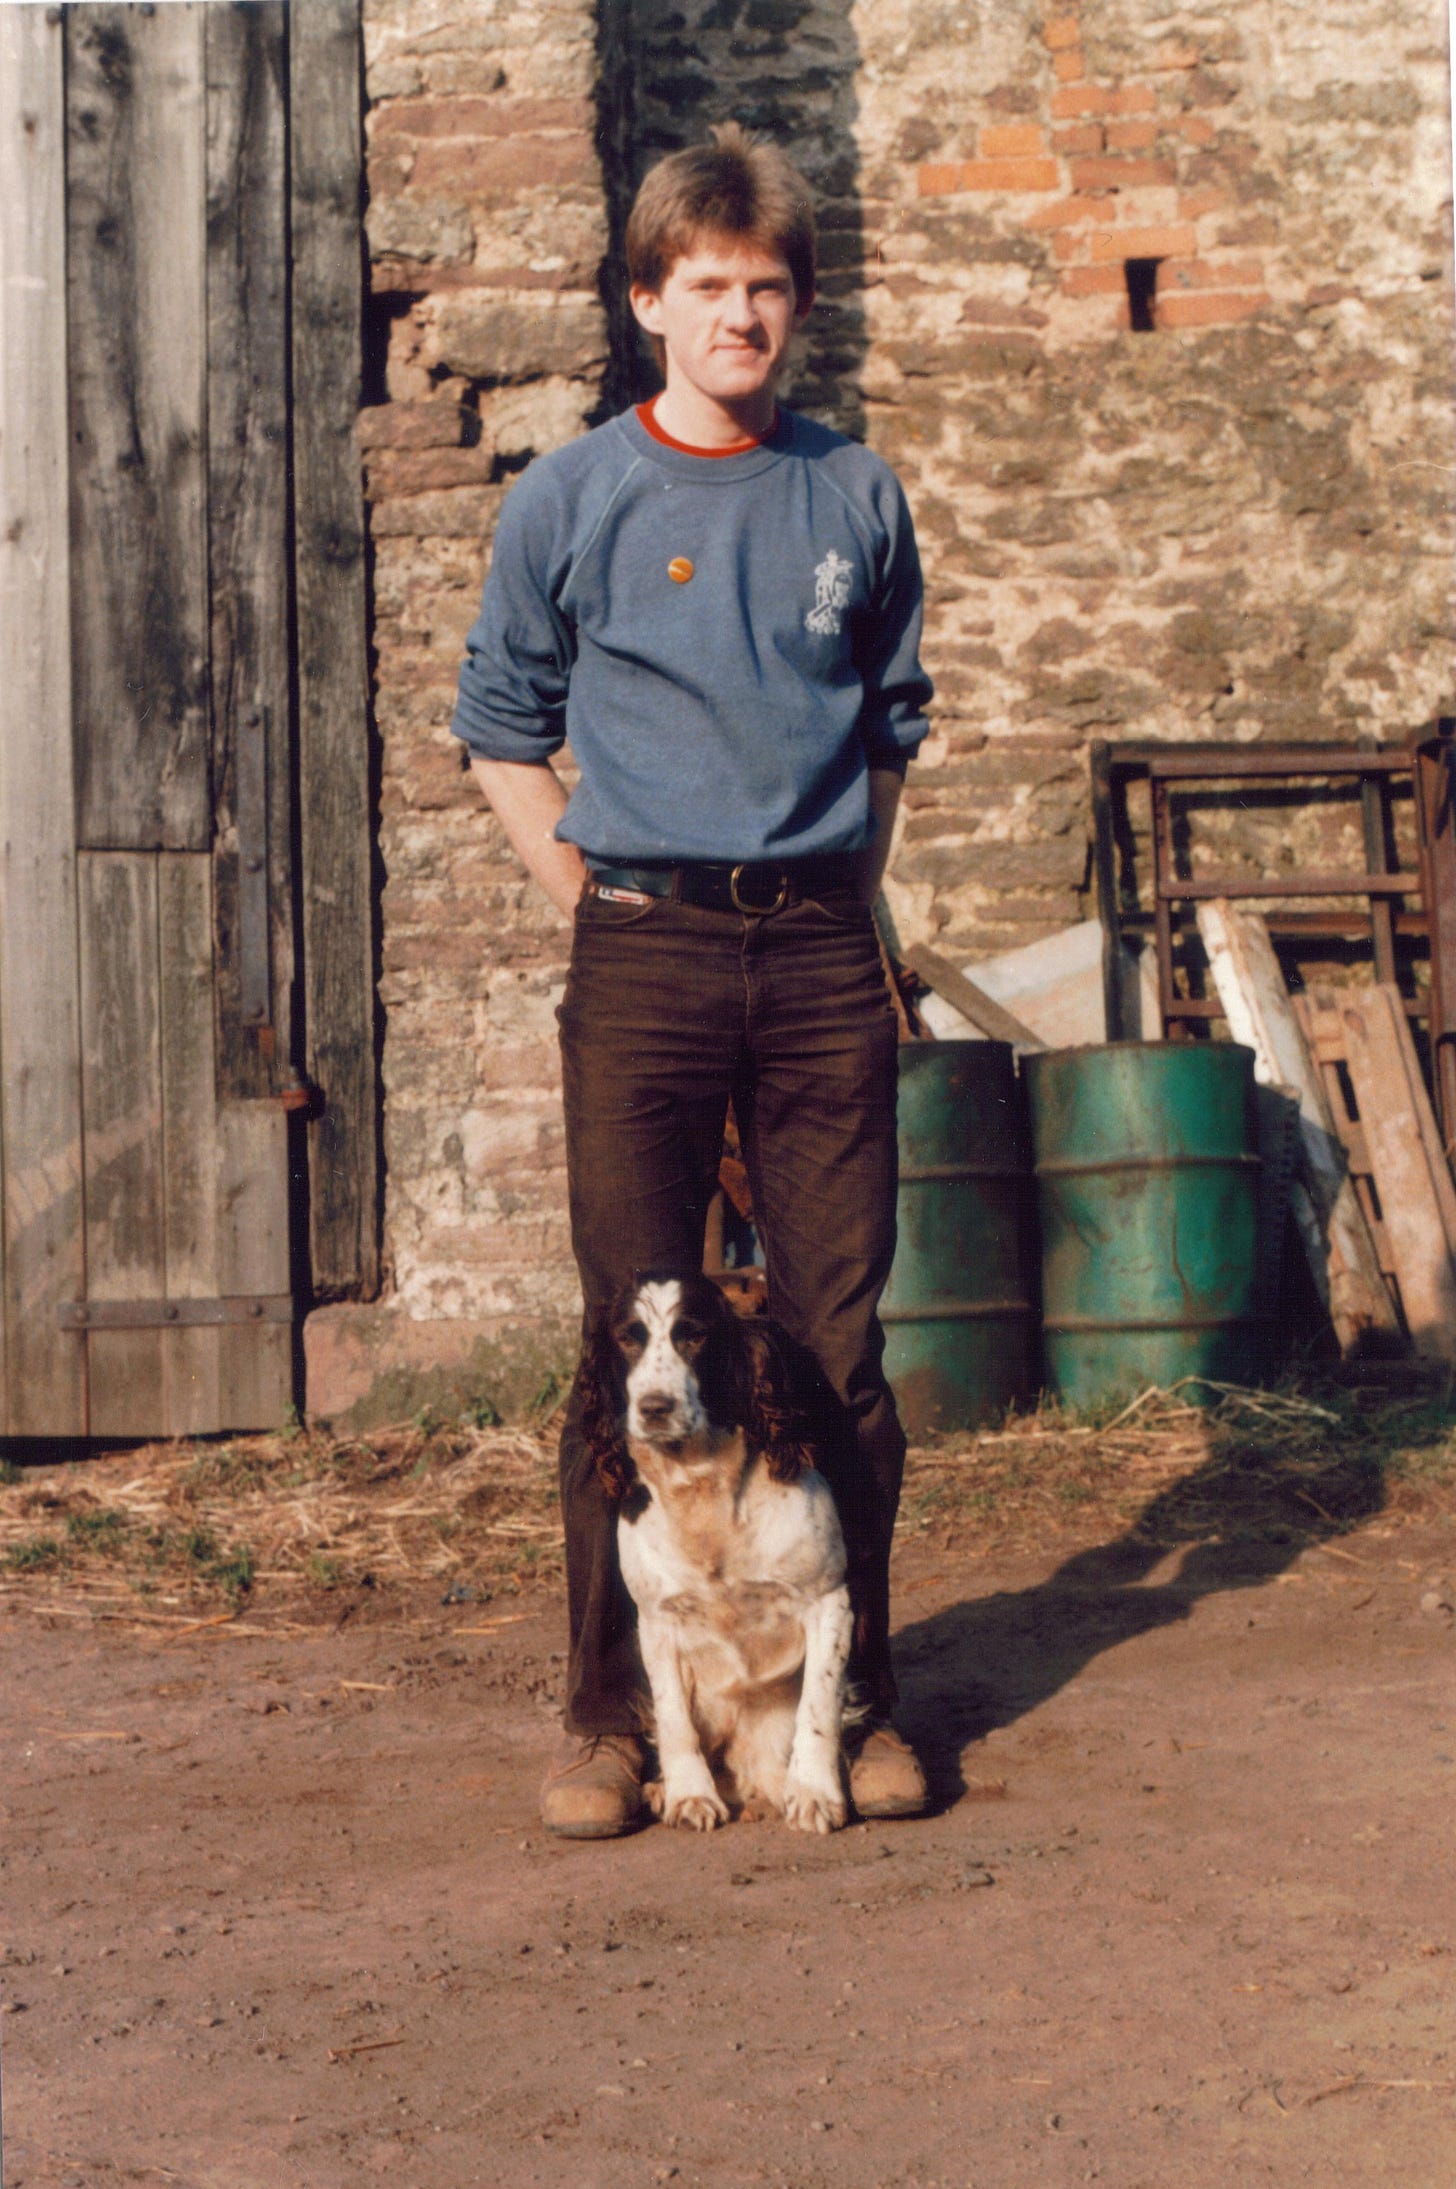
xmin=158 ymin=852 xmax=221 ymax=1433
xmin=206 ymin=3 xmax=294 ymax=1099
xmin=65 ymin=5 xmax=210 ymax=852
xmin=0 ymin=9 xmax=87 ymax=1434
xmin=159 ymin=854 xmax=293 ymax=1432
xmin=290 ymin=0 xmax=380 ymax=1295
xmin=78 ymin=853 xmax=167 ymax=1435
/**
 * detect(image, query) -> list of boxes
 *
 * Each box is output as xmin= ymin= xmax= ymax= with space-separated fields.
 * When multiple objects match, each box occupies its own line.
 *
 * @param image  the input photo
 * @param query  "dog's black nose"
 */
xmin=636 ymin=1392 xmax=677 ymax=1425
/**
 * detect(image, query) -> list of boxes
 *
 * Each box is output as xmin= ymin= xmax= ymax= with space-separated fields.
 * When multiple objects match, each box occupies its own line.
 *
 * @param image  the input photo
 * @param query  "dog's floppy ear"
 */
xmin=740 ymin=1317 xmax=814 ymax=1482
xmin=577 ymin=1308 xmax=635 ymax=1503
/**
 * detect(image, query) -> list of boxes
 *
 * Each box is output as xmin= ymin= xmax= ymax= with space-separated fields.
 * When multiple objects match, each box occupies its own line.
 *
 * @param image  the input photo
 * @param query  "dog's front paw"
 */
xmin=662 ymin=1789 xmax=729 ymax=1832
xmin=783 ymin=1775 xmax=847 ymax=1836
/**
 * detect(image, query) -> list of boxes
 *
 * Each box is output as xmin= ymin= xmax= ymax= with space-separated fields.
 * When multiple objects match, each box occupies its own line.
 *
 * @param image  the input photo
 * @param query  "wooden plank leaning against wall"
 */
xmin=0 ymin=9 xmax=86 ymax=1434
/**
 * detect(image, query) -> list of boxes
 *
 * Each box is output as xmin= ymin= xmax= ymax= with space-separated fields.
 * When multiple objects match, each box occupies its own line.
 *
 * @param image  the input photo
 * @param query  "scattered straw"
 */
xmin=0 ymin=1369 xmax=1452 ymax=1620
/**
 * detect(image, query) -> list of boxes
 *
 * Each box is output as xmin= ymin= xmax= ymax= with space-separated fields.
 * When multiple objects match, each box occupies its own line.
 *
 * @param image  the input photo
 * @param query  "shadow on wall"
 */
xmin=595 ymin=0 xmax=868 ymax=437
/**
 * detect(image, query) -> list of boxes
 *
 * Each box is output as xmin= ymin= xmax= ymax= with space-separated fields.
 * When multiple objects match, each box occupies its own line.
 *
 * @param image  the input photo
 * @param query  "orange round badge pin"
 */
xmin=668 ymin=557 xmax=694 ymax=584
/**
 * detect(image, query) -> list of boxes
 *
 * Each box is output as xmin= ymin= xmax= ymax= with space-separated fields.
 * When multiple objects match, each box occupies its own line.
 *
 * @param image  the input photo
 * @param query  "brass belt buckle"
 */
xmin=730 ymin=863 xmax=788 ymax=916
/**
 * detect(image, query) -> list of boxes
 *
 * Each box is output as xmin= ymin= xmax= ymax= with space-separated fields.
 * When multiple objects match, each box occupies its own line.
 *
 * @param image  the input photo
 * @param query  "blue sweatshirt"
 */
xmin=451 ymin=406 xmax=932 ymax=864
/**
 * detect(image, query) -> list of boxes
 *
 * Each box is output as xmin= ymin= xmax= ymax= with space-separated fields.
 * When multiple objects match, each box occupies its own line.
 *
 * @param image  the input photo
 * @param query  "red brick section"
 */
xmin=1158 ymin=290 xmax=1268 ymax=327
xmin=410 ymin=136 xmax=597 ymax=193
xmin=980 ymin=123 xmax=1046 ymax=157
xmin=1069 ymin=155 xmax=1176 ymax=189
xmin=1162 ymin=257 xmax=1265 ymax=292
xmin=1026 ymin=195 xmax=1116 ymax=229
xmin=370 ymin=94 xmax=593 ymax=138
xmin=909 ymin=18 xmax=1270 ymax=341
xmin=1105 ymin=119 xmax=1160 ymax=151
xmin=1039 ymin=13 xmax=1082 ymax=52
xmin=1088 ymin=222 xmax=1198 ymax=263
xmin=1058 ymin=264 xmax=1128 ymax=297
xmin=1052 ymin=123 xmax=1104 ymax=155
xmin=918 ymin=157 xmax=1060 ymax=195
xmin=1052 ymin=84 xmax=1156 ymax=118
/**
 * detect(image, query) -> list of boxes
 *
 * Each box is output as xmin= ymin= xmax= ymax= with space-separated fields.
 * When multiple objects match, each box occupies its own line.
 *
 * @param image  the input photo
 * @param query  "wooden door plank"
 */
xmin=158 ymin=853 xmax=221 ymax=1433
xmin=206 ymin=3 xmax=294 ymax=1099
xmin=1197 ymin=900 xmax=1398 ymax=1353
xmin=1337 ymin=986 xmax=1456 ymax=1359
xmin=159 ymin=857 xmax=294 ymax=1431
xmin=0 ymin=9 xmax=87 ymax=1434
xmin=291 ymin=0 xmax=380 ymax=1296
xmin=216 ymin=1103 xmax=294 ymax=1429
xmin=66 ymin=4 xmax=210 ymax=851
xmin=78 ymin=854 xmax=167 ymax=1433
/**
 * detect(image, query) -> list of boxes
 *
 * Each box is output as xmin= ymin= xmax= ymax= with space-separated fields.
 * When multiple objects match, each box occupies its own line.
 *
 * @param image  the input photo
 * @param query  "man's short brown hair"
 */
xmin=626 ymin=122 xmax=816 ymax=302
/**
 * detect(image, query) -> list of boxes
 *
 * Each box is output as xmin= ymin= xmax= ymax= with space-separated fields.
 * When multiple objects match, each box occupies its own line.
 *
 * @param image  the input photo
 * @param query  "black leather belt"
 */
xmin=588 ymin=855 xmax=861 ymax=917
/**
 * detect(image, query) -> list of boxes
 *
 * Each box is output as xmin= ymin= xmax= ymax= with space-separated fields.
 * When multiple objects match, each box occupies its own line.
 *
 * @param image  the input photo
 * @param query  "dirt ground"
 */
xmin=2 ymin=1410 xmax=1454 ymax=2189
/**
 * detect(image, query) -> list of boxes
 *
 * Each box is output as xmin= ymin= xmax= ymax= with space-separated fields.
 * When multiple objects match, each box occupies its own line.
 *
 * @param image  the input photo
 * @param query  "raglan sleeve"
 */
xmin=853 ymin=471 xmax=934 ymax=772
xmin=451 ymin=464 xmax=575 ymax=763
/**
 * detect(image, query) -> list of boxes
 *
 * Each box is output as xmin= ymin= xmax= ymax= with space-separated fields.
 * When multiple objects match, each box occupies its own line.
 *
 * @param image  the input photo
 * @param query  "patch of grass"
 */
xmin=183 ymin=1444 xmax=275 ymax=1495
xmin=529 ymin=1370 xmax=563 ymax=1419
xmin=64 ymin=1508 xmax=131 ymax=1555
xmin=207 ymin=1545 xmax=256 ymax=1605
xmin=6 ymin=1535 xmax=63 ymax=1572
xmin=307 ymin=1554 xmax=344 ymax=1588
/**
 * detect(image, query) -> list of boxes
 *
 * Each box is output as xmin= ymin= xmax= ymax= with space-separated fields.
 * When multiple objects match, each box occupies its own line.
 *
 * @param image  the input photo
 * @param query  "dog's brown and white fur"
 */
xmin=580 ymin=1274 xmax=852 ymax=1834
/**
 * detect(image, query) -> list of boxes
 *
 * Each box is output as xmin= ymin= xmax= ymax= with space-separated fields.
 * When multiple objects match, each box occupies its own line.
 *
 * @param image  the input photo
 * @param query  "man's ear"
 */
xmin=629 ymin=282 xmax=665 ymax=337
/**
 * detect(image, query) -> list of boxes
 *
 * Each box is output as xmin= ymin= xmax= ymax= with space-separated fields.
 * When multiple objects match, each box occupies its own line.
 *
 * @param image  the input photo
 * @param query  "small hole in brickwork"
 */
xmin=1125 ymin=257 xmax=1161 ymax=333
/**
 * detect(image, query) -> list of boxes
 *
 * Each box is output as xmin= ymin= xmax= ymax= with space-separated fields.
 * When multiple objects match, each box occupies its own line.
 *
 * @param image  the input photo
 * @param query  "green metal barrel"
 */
xmin=1024 ymin=1042 xmax=1264 ymax=1407
xmin=881 ymin=1041 xmax=1038 ymax=1435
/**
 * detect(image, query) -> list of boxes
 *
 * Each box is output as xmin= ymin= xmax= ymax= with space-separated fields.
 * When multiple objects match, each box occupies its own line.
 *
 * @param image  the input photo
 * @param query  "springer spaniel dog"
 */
xmin=580 ymin=1272 xmax=852 ymax=1835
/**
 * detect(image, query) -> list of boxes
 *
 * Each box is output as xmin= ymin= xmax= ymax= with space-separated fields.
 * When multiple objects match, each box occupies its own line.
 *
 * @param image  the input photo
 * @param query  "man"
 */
xmin=452 ymin=124 xmax=933 ymax=1836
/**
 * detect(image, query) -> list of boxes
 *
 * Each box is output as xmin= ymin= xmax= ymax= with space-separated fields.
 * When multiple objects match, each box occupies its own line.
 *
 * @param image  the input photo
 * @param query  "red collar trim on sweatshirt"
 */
xmin=636 ymin=400 xmax=777 ymax=457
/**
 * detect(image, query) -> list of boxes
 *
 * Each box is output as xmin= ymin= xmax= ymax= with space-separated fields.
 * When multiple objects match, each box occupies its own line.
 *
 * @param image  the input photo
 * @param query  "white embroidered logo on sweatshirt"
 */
xmin=805 ymin=548 xmax=852 ymax=636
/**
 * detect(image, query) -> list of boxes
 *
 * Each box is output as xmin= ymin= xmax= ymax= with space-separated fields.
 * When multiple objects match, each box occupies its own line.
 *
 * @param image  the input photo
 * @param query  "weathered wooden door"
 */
xmin=0 ymin=2 xmax=377 ymax=1437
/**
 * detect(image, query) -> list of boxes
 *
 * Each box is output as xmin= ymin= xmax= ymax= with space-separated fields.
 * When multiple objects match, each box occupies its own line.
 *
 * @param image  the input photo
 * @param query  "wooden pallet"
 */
xmin=1295 ymin=983 xmax=1456 ymax=1360
xmin=1198 ymin=900 xmax=1398 ymax=1356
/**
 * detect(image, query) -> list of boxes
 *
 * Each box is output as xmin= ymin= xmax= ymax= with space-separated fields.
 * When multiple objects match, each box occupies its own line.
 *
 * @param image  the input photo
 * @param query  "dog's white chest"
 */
xmin=619 ymin=1459 xmax=842 ymax=1687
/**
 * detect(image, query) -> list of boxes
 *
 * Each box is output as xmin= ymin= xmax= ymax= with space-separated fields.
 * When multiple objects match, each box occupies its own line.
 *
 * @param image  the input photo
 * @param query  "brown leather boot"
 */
xmin=540 ymin=1731 xmax=645 ymax=1839
xmin=849 ymin=1723 xmax=929 ymax=1819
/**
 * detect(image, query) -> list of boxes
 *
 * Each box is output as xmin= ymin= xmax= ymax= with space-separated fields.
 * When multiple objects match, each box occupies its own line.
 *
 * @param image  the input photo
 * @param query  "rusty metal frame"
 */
xmin=1091 ymin=739 xmax=1431 ymax=1043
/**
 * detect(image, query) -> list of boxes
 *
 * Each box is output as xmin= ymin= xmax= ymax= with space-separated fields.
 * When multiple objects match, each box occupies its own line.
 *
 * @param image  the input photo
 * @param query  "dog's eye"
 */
xmin=617 ymin=1320 xmax=648 ymax=1352
xmin=672 ymin=1320 xmax=708 ymax=1351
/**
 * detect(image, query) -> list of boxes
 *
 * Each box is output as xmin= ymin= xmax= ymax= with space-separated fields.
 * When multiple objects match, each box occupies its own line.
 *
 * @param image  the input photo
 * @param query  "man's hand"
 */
xmin=469 ymin=757 xmax=588 ymax=920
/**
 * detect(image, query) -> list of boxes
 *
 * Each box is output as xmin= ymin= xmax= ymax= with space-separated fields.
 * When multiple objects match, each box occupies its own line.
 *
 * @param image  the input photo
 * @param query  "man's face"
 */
xmin=630 ymin=236 xmax=812 ymax=414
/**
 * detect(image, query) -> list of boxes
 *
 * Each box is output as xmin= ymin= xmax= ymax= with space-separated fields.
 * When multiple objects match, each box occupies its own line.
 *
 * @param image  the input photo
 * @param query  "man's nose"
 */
xmin=722 ymin=287 xmax=759 ymax=330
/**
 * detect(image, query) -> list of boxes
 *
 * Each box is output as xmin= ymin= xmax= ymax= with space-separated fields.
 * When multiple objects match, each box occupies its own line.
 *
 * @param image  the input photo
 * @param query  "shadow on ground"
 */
xmin=890 ymin=1409 xmax=1435 ymax=1803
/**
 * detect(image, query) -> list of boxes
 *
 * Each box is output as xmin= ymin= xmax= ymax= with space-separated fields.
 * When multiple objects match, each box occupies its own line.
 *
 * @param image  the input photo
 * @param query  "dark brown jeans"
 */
xmin=556 ymin=880 xmax=905 ymax=1736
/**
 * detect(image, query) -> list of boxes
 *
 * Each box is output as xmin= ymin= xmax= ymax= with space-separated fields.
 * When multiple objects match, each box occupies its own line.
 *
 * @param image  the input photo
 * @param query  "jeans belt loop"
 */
xmin=730 ymin=863 xmax=789 ymax=916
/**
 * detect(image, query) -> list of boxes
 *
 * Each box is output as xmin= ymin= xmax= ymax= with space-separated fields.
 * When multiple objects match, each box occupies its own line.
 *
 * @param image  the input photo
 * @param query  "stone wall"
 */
xmin=310 ymin=0 xmax=1454 ymax=1421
